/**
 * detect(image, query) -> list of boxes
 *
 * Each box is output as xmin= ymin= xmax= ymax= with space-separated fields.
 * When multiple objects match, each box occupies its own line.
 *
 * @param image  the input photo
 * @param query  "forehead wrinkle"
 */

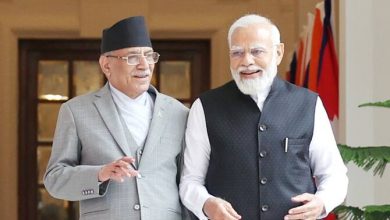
xmin=250 ymin=44 xmax=268 ymax=49
xmin=230 ymin=45 xmax=243 ymax=50
xmin=230 ymin=44 xmax=268 ymax=51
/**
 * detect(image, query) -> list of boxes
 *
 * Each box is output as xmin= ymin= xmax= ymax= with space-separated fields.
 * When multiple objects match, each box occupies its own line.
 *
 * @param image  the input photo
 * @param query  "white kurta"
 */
xmin=109 ymin=83 xmax=154 ymax=147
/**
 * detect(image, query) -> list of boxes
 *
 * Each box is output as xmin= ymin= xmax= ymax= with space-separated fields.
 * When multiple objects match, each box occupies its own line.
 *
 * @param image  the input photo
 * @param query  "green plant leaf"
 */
xmin=334 ymin=205 xmax=364 ymax=220
xmin=334 ymin=205 xmax=390 ymax=220
xmin=335 ymin=100 xmax=390 ymax=220
xmin=337 ymin=144 xmax=390 ymax=177
xmin=358 ymin=100 xmax=390 ymax=108
xmin=364 ymin=205 xmax=390 ymax=213
xmin=363 ymin=205 xmax=390 ymax=220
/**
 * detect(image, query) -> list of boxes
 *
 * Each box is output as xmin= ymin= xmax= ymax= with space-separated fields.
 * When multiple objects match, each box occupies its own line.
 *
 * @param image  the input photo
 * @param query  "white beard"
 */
xmin=231 ymin=58 xmax=278 ymax=96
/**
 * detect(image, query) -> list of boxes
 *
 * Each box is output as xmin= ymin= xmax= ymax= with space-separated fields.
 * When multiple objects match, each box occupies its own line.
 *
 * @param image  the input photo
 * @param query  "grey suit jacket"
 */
xmin=44 ymin=84 xmax=189 ymax=220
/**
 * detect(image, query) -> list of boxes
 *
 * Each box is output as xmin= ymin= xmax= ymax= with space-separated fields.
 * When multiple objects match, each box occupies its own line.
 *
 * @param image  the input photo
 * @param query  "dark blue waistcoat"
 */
xmin=199 ymin=78 xmax=318 ymax=220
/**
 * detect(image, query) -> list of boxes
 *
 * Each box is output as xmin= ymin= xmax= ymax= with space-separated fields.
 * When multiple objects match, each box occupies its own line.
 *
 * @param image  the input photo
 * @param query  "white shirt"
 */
xmin=180 ymin=93 xmax=348 ymax=219
xmin=109 ymin=83 xmax=154 ymax=147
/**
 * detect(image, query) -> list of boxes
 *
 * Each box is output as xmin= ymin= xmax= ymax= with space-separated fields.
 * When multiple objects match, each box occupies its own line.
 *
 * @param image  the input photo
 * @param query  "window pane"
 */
xmin=159 ymin=61 xmax=191 ymax=99
xmin=38 ymin=61 xmax=69 ymax=101
xmin=73 ymin=61 xmax=104 ymax=96
xmin=37 ymin=103 xmax=61 ymax=142
xmin=37 ymin=146 xmax=51 ymax=184
xmin=38 ymin=188 xmax=68 ymax=220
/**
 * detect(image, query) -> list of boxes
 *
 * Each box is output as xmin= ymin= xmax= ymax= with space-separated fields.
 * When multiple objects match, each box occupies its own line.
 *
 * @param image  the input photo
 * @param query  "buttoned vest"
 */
xmin=199 ymin=78 xmax=317 ymax=220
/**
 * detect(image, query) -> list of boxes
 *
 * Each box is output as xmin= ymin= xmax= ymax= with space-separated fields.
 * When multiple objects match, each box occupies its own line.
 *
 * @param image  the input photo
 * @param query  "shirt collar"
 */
xmin=109 ymin=83 xmax=149 ymax=108
xmin=250 ymin=85 xmax=271 ymax=111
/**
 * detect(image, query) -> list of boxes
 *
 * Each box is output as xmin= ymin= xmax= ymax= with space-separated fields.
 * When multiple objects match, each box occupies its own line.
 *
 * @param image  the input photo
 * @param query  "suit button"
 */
xmin=259 ymin=151 xmax=267 ymax=158
xmin=259 ymin=124 xmax=267 ymax=132
xmin=261 ymin=205 xmax=269 ymax=212
xmin=260 ymin=177 xmax=267 ymax=185
xmin=133 ymin=204 xmax=140 ymax=210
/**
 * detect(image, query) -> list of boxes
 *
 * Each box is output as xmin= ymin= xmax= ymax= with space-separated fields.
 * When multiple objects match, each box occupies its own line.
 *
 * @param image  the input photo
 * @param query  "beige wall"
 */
xmin=339 ymin=0 xmax=390 ymax=208
xmin=0 ymin=0 xmax=320 ymax=219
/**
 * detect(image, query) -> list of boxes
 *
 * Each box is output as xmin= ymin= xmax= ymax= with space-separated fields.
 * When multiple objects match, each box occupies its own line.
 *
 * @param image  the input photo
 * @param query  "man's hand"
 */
xmin=203 ymin=197 xmax=241 ymax=220
xmin=98 ymin=156 xmax=139 ymax=182
xmin=284 ymin=193 xmax=324 ymax=220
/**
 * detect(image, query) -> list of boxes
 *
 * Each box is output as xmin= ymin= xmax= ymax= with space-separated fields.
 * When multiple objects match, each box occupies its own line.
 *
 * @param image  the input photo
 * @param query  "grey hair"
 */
xmin=227 ymin=14 xmax=281 ymax=48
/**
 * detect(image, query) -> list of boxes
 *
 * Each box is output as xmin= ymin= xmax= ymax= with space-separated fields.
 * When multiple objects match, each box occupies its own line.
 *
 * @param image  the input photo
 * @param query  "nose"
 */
xmin=241 ymin=52 xmax=255 ymax=66
xmin=136 ymin=55 xmax=149 ymax=69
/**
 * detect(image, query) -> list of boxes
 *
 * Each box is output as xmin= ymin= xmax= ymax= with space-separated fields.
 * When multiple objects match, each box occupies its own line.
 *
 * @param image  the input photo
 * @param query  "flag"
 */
xmin=287 ymin=0 xmax=339 ymax=132
xmin=324 ymin=212 xmax=337 ymax=220
xmin=295 ymin=38 xmax=305 ymax=86
xmin=317 ymin=0 xmax=339 ymax=124
xmin=302 ymin=13 xmax=314 ymax=88
xmin=286 ymin=51 xmax=297 ymax=84
xmin=308 ymin=5 xmax=324 ymax=92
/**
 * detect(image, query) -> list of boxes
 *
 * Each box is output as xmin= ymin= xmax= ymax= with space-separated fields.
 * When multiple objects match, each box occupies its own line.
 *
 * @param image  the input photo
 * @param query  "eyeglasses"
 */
xmin=229 ymin=45 xmax=278 ymax=59
xmin=106 ymin=52 xmax=160 ymax=65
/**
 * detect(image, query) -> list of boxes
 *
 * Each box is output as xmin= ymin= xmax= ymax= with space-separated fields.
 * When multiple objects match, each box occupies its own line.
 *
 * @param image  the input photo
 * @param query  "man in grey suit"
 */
xmin=44 ymin=16 xmax=189 ymax=220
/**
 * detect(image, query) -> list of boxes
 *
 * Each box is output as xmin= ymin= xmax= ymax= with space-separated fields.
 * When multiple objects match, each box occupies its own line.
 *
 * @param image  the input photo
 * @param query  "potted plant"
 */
xmin=334 ymin=100 xmax=390 ymax=220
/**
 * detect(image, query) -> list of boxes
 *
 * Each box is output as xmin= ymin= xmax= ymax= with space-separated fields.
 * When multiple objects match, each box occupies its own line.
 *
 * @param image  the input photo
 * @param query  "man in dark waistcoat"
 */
xmin=180 ymin=14 xmax=348 ymax=220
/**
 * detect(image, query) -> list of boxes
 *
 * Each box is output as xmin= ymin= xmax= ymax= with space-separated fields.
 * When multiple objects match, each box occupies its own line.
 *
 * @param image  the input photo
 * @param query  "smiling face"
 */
xmin=229 ymin=23 xmax=284 ymax=95
xmin=99 ymin=47 xmax=155 ymax=98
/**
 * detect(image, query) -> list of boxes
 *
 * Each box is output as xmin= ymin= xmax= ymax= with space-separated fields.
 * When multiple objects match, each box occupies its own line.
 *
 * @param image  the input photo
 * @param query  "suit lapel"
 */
xmin=93 ymin=84 xmax=131 ymax=156
xmin=138 ymin=87 xmax=170 ymax=168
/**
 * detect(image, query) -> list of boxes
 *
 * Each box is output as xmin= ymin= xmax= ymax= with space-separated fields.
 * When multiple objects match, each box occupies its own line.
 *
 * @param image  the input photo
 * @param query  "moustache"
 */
xmin=131 ymin=71 xmax=151 ymax=78
xmin=236 ymin=65 xmax=264 ymax=73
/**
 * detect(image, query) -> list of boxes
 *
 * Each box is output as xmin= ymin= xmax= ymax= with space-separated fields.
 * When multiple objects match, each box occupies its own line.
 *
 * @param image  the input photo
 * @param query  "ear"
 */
xmin=275 ymin=43 xmax=284 ymax=65
xmin=99 ymin=55 xmax=111 ymax=78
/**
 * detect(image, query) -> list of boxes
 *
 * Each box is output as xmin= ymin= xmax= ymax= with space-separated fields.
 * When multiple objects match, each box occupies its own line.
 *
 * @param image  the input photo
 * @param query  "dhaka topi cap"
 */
xmin=100 ymin=16 xmax=152 ymax=54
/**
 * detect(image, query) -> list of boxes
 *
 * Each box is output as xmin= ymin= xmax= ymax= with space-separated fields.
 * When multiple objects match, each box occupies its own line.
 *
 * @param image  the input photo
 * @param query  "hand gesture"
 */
xmin=203 ymin=197 xmax=241 ymax=220
xmin=284 ymin=193 xmax=324 ymax=220
xmin=98 ymin=156 xmax=139 ymax=182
